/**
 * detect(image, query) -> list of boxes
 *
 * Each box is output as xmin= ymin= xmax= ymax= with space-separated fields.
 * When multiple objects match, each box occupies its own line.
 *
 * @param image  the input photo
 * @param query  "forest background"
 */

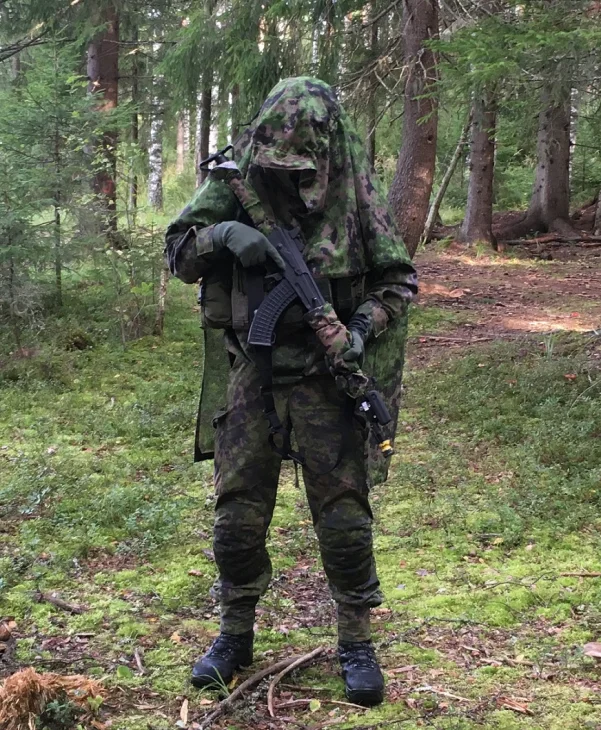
xmin=2 ymin=2 xmax=601 ymax=730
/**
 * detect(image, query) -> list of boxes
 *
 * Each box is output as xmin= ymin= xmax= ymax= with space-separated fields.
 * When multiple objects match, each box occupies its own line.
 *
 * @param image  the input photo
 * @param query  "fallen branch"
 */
xmin=417 ymin=335 xmax=495 ymax=344
xmin=198 ymin=646 xmax=325 ymax=730
xmin=267 ymin=646 xmax=325 ymax=718
xmin=561 ymin=571 xmax=601 ymax=578
xmin=133 ymin=648 xmax=145 ymax=675
xmin=414 ymin=685 xmax=472 ymax=702
xmin=276 ymin=698 xmax=367 ymax=711
xmin=503 ymin=236 xmax=601 ymax=247
xmin=34 ymin=591 xmax=87 ymax=614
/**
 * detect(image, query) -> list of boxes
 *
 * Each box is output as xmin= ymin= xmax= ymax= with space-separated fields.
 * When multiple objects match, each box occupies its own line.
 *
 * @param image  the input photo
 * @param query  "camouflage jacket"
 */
xmin=164 ymin=77 xmax=418 ymax=482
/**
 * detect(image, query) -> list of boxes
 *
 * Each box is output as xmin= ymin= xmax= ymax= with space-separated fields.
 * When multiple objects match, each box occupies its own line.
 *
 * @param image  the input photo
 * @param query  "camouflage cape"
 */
xmin=175 ymin=77 xmax=413 ymax=485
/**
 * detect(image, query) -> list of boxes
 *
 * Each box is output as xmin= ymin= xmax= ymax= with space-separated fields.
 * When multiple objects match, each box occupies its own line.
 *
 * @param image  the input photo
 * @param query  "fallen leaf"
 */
xmin=201 ymin=549 xmax=215 ymax=561
xmin=309 ymin=699 xmax=321 ymax=712
xmin=564 ymin=373 xmax=577 ymax=380
xmin=187 ymin=569 xmax=204 ymax=577
xmin=199 ymin=698 xmax=214 ymax=706
xmin=180 ymin=698 xmax=189 ymax=725
xmin=0 ymin=623 xmax=12 ymax=641
xmin=405 ymin=697 xmax=418 ymax=709
xmin=170 ymin=631 xmax=182 ymax=644
xmin=583 ymin=642 xmax=601 ymax=660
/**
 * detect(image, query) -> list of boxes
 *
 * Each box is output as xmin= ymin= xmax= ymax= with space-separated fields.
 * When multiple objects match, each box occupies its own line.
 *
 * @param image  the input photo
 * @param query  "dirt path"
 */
xmin=411 ymin=243 xmax=601 ymax=357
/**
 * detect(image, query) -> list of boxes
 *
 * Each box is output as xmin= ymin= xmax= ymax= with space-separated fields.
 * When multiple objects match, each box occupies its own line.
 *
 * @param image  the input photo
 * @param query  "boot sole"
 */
xmin=345 ymin=687 xmax=384 ymax=707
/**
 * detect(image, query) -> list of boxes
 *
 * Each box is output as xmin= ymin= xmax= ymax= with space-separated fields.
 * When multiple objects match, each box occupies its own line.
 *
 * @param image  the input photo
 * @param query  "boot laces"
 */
xmin=340 ymin=642 xmax=379 ymax=670
xmin=207 ymin=633 xmax=249 ymax=660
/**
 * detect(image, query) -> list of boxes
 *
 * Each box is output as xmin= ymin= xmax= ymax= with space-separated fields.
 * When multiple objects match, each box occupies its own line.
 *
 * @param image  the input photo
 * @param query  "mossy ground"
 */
xmin=1 ymin=248 xmax=601 ymax=729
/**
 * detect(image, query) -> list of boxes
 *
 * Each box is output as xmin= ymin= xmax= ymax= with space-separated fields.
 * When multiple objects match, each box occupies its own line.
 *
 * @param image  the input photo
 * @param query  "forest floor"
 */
xmin=1 ymin=242 xmax=601 ymax=730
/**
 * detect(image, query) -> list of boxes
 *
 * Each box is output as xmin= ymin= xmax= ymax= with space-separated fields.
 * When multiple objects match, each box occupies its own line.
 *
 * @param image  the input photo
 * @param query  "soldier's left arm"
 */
xmin=348 ymin=264 xmax=418 ymax=340
xmin=164 ymin=178 xmax=241 ymax=284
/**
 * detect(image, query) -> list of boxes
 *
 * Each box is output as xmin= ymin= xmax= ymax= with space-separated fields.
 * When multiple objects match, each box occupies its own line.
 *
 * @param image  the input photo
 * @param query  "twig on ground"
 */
xmin=267 ymin=646 xmax=326 ymax=718
xmin=414 ymin=685 xmax=472 ymax=702
xmin=198 ymin=646 xmax=325 ymax=730
xmin=133 ymin=648 xmax=145 ymax=675
xmin=34 ymin=591 xmax=87 ymax=614
xmin=276 ymin=698 xmax=367 ymax=711
xmin=417 ymin=335 xmax=495 ymax=344
xmin=502 ymin=236 xmax=601 ymax=247
xmin=561 ymin=571 xmax=601 ymax=578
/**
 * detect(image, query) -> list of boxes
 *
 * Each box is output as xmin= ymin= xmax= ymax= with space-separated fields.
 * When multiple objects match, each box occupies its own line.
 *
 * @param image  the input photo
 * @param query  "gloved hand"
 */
xmin=341 ymin=313 xmax=372 ymax=365
xmin=342 ymin=329 xmax=364 ymax=364
xmin=212 ymin=221 xmax=285 ymax=270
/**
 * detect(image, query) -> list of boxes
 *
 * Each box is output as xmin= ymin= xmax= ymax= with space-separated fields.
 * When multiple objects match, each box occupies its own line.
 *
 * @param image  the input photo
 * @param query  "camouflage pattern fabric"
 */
xmin=211 ymin=355 xmax=382 ymax=641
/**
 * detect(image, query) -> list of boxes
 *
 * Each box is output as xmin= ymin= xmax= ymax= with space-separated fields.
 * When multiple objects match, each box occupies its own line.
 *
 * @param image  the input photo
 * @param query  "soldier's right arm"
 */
xmin=164 ymin=177 xmax=241 ymax=284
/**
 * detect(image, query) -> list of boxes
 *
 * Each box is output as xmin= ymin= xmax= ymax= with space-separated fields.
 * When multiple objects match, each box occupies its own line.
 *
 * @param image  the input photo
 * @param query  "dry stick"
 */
xmin=198 ymin=647 xmax=325 ymax=730
xmin=276 ymin=698 xmax=367 ymax=711
xmin=414 ymin=685 xmax=472 ymax=702
xmin=416 ymin=335 xmax=496 ymax=344
xmin=34 ymin=591 xmax=87 ymax=614
xmin=502 ymin=237 xmax=601 ymax=246
xmin=267 ymin=646 xmax=326 ymax=718
xmin=133 ymin=648 xmax=145 ymax=675
xmin=422 ymin=113 xmax=472 ymax=244
xmin=561 ymin=571 xmax=601 ymax=578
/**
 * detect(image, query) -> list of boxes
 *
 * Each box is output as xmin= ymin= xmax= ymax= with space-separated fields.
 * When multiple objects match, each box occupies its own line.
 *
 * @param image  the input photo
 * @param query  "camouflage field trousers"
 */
xmin=211 ymin=355 xmax=383 ymax=642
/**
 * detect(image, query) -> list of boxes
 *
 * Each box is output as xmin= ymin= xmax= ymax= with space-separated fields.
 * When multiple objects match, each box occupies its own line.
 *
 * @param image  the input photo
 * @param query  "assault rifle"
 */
xmin=200 ymin=145 xmax=394 ymax=459
xmin=247 ymin=225 xmax=394 ymax=459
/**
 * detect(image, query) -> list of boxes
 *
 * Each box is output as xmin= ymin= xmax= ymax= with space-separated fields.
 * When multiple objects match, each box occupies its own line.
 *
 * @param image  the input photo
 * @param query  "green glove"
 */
xmin=342 ymin=329 xmax=364 ymax=364
xmin=212 ymin=221 xmax=285 ymax=270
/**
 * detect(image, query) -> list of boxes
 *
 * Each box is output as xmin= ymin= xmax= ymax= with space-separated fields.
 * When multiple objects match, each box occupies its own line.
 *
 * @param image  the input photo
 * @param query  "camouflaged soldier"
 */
xmin=165 ymin=77 xmax=417 ymax=706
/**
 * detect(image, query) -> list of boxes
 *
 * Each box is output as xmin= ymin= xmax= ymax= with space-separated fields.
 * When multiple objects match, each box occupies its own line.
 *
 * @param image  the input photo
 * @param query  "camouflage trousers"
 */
xmin=211 ymin=356 xmax=383 ymax=642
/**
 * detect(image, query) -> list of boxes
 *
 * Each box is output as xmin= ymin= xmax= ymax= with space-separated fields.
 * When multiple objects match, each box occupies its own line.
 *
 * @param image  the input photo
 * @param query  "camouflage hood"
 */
xmin=233 ymin=77 xmax=411 ymax=279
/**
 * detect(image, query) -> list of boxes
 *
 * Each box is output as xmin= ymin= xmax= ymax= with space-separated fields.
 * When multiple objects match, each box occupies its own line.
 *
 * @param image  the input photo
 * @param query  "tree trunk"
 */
xmin=130 ymin=24 xmax=139 ymax=222
xmin=460 ymin=94 xmax=496 ymax=246
xmin=366 ymin=5 xmax=379 ymax=167
xmin=528 ymin=89 xmax=572 ymax=234
xmin=230 ymin=83 xmax=240 ymax=141
xmin=148 ymin=90 xmax=164 ymax=210
xmin=87 ymin=2 xmax=119 ymax=239
xmin=388 ymin=0 xmax=439 ymax=257
xmin=594 ymin=190 xmax=601 ymax=235
xmin=153 ymin=262 xmax=169 ymax=336
xmin=497 ymin=85 xmax=575 ymax=241
xmin=422 ymin=114 xmax=471 ymax=243
xmin=195 ymin=77 xmax=212 ymax=187
xmin=176 ymin=112 xmax=186 ymax=174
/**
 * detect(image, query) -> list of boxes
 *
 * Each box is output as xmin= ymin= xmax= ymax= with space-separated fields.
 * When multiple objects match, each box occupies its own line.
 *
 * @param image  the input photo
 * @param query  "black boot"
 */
xmin=191 ymin=631 xmax=253 ymax=689
xmin=338 ymin=640 xmax=384 ymax=706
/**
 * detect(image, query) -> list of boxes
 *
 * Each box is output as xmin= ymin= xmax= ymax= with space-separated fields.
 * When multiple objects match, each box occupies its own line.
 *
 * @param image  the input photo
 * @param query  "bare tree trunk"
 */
xmin=148 ymin=90 xmax=164 ymax=210
xmin=422 ymin=114 xmax=471 ymax=243
xmin=528 ymin=89 xmax=573 ymax=234
xmin=388 ymin=0 xmax=439 ymax=257
xmin=230 ymin=83 xmax=240 ymax=140
xmin=460 ymin=94 xmax=496 ymax=246
xmin=87 ymin=2 xmax=119 ymax=240
xmin=365 ymin=3 xmax=379 ymax=166
xmin=129 ymin=23 xmax=139 ymax=224
xmin=594 ymin=190 xmax=601 ymax=235
xmin=196 ymin=77 xmax=213 ymax=186
xmin=497 ymin=85 xmax=576 ymax=241
xmin=176 ymin=112 xmax=186 ymax=174
xmin=153 ymin=262 xmax=169 ymax=336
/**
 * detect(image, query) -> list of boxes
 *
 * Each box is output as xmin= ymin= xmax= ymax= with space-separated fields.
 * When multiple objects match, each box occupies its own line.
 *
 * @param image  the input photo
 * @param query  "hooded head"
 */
xmin=234 ymin=77 xmax=410 ymax=278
